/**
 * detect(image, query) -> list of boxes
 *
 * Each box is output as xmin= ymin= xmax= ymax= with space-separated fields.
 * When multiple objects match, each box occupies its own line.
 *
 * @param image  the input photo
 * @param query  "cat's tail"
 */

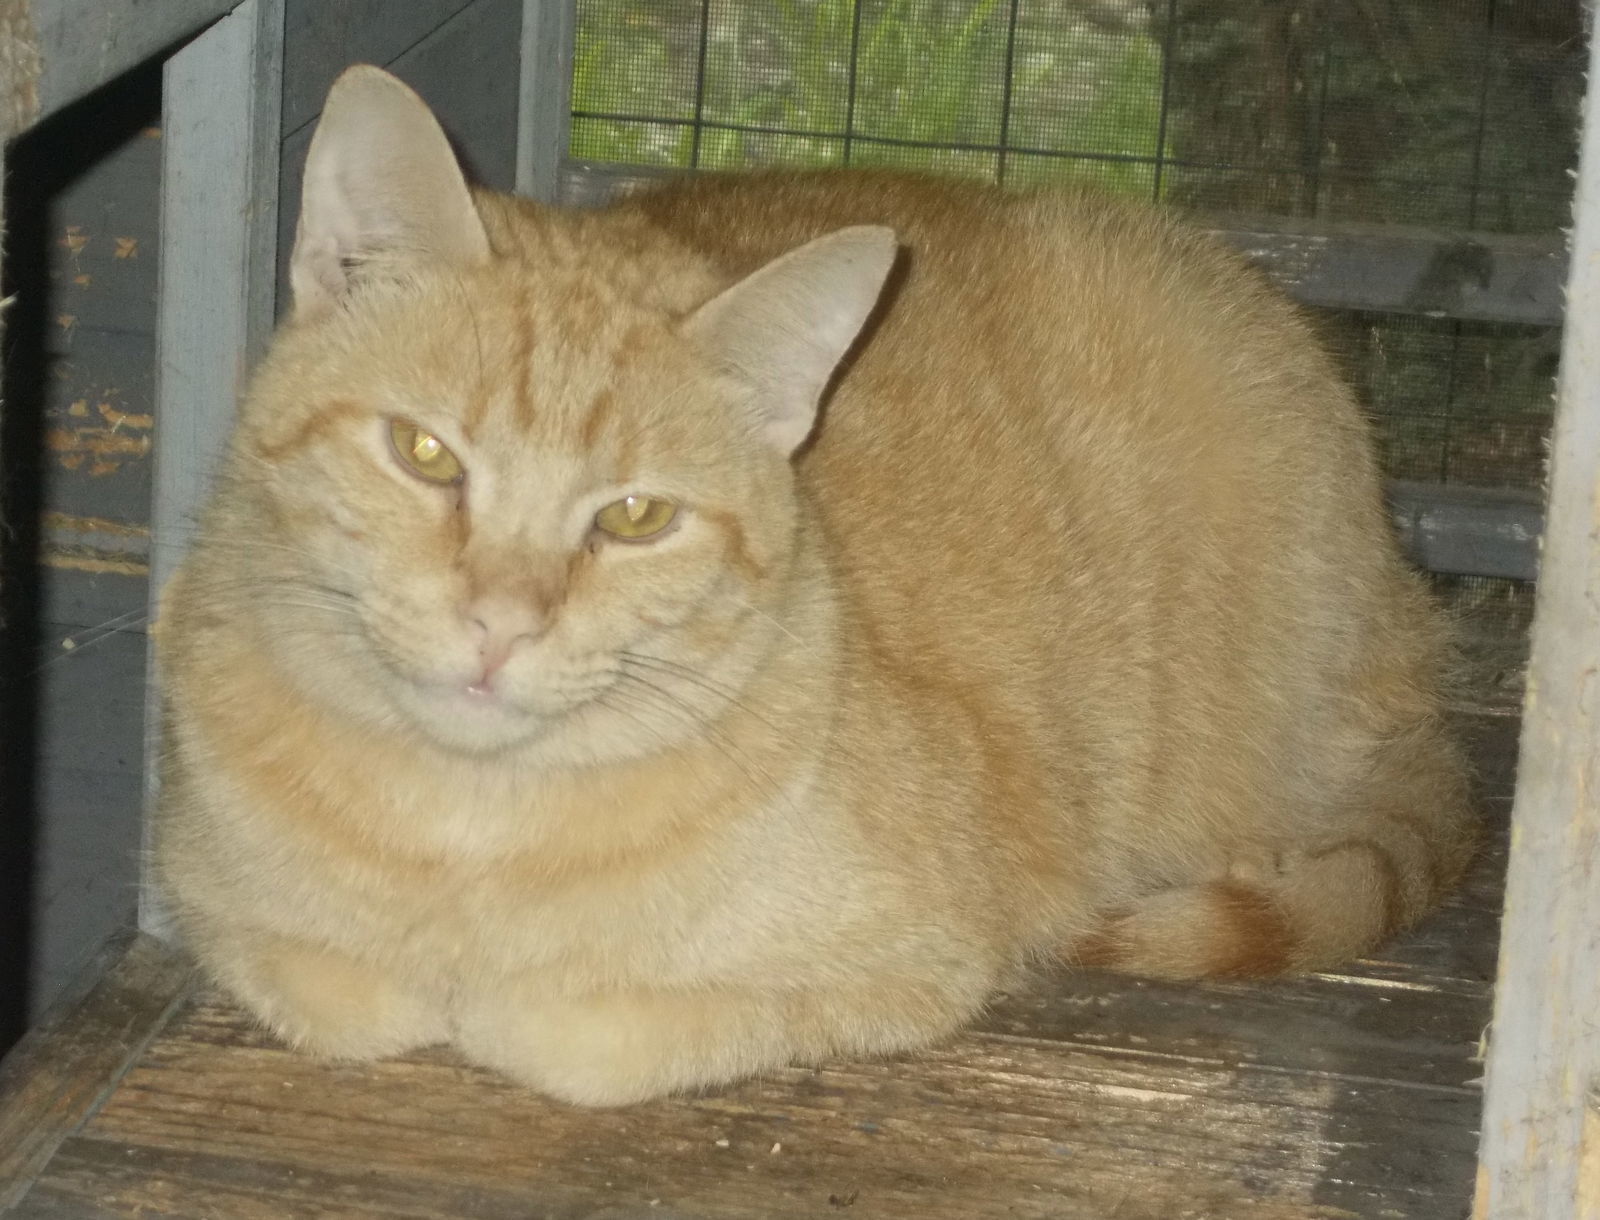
xmin=1070 ymin=719 xmax=1476 ymax=979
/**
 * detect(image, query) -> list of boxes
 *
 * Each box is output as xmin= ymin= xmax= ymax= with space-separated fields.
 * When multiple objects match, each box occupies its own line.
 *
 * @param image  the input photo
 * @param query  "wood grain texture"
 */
xmin=7 ymin=718 xmax=1516 ymax=1220
xmin=4 ymin=0 xmax=238 ymax=138
xmin=1473 ymin=17 xmax=1600 ymax=1217
xmin=0 ymin=932 xmax=194 ymax=1210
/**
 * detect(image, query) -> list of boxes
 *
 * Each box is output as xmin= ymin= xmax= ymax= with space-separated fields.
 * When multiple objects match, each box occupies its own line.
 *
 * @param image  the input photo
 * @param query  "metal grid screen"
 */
xmin=567 ymin=0 xmax=1584 ymax=706
xmin=572 ymin=1 xmax=1580 ymax=228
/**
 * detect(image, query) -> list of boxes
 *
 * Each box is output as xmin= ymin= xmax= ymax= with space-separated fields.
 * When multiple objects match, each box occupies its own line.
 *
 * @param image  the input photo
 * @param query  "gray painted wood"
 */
xmin=144 ymin=0 xmax=286 ymax=936
xmin=2 ymin=0 xmax=241 ymax=138
xmin=1214 ymin=218 xmax=1565 ymax=328
xmin=278 ymin=0 xmax=477 ymax=138
xmin=559 ymin=161 xmax=1567 ymax=328
xmin=8 ymin=55 xmax=161 ymax=1024
xmin=1387 ymin=481 xmax=1543 ymax=583
xmin=517 ymin=0 xmax=575 ymax=201
xmin=1474 ymin=25 xmax=1600 ymax=1220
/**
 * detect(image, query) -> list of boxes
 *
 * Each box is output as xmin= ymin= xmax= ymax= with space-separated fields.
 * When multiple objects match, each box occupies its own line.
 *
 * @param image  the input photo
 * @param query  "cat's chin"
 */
xmin=398 ymin=683 xmax=555 ymax=757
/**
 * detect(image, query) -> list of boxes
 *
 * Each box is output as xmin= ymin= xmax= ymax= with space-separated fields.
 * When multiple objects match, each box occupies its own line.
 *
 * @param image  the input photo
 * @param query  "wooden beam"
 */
xmin=1581 ymin=1093 xmax=1600 ymax=1216
xmin=1473 ymin=26 xmax=1600 ymax=1220
xmin=516 ymin=0 xmax=576 ymax=201
xmin=1387 ymin=481 xmax=1542 ymax=583
xmin=0 ymin=932 xmax=192 ymax=1211
xmin=143 ymin=0 xmax=285 ymax=937
xmin=0 ymin=0 xmax=243 ymax=140
xmin=1214 ymin=218 xmax=1564 ymax=328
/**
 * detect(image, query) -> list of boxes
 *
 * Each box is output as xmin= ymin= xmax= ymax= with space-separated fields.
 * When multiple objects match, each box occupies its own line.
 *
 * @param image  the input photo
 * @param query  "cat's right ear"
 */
xmin=289 ymin=65 xmax=490 ymax=321
xmin=686 ymin=226 xmax=898 ymax=455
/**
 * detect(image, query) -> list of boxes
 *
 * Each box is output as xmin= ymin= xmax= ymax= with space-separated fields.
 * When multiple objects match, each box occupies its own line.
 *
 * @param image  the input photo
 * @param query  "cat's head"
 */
xmin=211 ymin=65 xmax=895 ymax=759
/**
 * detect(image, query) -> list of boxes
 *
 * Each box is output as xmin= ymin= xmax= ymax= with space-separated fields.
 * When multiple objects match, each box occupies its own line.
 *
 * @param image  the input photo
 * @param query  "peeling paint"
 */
xmin=96 ymin=401 xmax=153 ymax=431
xmin=48 ymin=385 xmax=154 ymax=475
xmin=45 ymin=424 xmax=152 ymax=475
xmin=42 ymin=510 xmax=150 ymax=541
xmin=40 ymin=550 xmax=148 ymax=577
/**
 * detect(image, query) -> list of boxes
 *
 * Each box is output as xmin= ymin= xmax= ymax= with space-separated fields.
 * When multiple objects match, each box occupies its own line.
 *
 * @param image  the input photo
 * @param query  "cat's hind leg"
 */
xmin=1071 ymin=720 xmax=1475 ymax=980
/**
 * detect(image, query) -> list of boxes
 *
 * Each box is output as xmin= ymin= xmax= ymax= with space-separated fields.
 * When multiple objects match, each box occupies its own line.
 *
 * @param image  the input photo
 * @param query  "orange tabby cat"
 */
xmin=154 ymin=64 xmax=1474 ymax=1105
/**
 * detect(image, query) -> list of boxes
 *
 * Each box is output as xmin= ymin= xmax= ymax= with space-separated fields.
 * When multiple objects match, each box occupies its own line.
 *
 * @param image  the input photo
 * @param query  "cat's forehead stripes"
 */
xmin=577 ymin=390 xmax=615 ymax=451
xmin=255 ymin=398 xmax=367 ymax=461
xmin=507 ymin=277 xmax=539 ymax=434
xmin=701 ymin=507 xmax=766 ymax=583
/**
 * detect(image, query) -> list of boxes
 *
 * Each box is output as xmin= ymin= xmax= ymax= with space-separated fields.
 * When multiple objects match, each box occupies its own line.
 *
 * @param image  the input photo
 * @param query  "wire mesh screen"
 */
xmin=571 ymin=1 xmax=1582 ymax=228
xmin=567 ymin=0 xmax=1583 ymax=708
xmin=1323 ymin=312 xmax=1559 ymax=492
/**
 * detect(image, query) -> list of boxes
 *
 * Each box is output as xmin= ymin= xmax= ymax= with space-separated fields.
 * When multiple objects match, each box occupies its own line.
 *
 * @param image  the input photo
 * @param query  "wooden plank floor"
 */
xmin=2 ymin=716 xmax=1517 ymax=1220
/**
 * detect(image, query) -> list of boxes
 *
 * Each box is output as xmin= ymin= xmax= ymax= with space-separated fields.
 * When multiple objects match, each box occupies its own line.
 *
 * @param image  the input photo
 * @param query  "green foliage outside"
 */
xmin=570 ymin=0 xmax=1581 ymax=229
xmin=571 ymin=0 xmax=1169 ymax=197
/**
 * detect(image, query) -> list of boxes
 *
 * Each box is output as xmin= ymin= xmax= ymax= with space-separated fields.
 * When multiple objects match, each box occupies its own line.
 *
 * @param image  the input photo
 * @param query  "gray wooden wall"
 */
xmin=15 ymin=0 xmax=527 ymax=1030
xmin=9 ymin=63 xmax=164 ymax=1045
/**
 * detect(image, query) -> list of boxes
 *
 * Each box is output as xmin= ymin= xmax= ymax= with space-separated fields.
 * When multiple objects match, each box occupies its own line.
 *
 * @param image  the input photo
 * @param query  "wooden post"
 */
xmin=143 ymin=0 xmax=285 ymax=936
xmin=1474 ymin=23 xmax=1600 ymax=1220
xmin=517 ymin=0 xmax=575 ymax=202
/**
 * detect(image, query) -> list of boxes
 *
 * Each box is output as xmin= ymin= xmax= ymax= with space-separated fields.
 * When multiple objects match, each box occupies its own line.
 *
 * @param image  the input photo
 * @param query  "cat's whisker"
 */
xmin=724 ymin=594 xmax=806 ymax=647
xmin=610 ymin=670 xmax=767 ymax=778
xmin=610 ymin=669 xmax=817 ymax=851
xmin=618 ymin=651 xmax=782 ymax=734
xmin=32 ymin=608 xmax=153 ymax=673
xmin=591 ymin=690 xmax=680 ymax=765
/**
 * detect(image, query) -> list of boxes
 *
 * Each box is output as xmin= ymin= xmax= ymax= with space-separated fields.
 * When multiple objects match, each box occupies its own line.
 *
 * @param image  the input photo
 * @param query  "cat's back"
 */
xmin=621 ymin=170 xmax=1363 ymax=503
xmin=619 ymin=171 xmax=1429 ymax=864
xmin=619 ymin=172 xmax=1384 ymax=636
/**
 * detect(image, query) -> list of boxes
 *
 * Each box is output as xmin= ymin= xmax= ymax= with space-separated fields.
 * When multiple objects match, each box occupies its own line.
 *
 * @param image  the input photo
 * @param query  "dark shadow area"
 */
xmin=1 ymin=62 xmax=162 ymax=1055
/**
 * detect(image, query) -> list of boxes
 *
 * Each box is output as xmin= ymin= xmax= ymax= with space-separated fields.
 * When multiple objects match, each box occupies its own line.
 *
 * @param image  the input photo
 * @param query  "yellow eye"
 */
xmin=389 ymin=420 xmax=463 ymax=484
xmin=594 ymin=495 xmax=678 ymax=540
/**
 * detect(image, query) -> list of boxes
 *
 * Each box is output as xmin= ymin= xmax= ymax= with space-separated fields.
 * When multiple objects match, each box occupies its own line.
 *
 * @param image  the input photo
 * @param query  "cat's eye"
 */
xmin=595 ymin=495 xmax=678 ymax=540
xmin=389 ymin=420 xmax=463 ymax=484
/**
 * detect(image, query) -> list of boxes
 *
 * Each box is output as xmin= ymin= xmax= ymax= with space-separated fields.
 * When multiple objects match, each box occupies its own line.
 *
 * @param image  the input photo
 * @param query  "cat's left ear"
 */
xmin=686 ymin=226 xmax=898 ymax=454
xmin=289 ymin=65 xmax=491 ymax=321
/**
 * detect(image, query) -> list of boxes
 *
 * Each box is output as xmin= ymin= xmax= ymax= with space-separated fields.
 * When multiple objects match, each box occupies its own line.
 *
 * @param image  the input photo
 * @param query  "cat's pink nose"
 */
xmin=466 ymin=598 xmax=544 ymax=685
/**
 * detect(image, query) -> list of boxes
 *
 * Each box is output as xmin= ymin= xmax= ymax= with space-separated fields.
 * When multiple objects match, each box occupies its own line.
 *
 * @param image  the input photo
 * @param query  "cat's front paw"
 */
xmin=456 ymin=989 xmax=788 ymax=1106
xmin=225 ymin=939 xmax=449 ymax=1062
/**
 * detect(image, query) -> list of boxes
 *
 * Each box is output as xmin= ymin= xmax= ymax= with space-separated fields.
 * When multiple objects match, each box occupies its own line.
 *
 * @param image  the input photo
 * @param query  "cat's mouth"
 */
xmin=395 ymin=678 xmax=550 ymax=754
xmin=395 ymin=665 xmax=619 ymax=751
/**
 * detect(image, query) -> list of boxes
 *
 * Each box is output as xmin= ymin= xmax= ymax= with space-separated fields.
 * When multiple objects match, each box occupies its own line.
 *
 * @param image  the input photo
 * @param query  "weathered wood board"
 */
xmin=0 ymin=932 xmax=194 ymax=1212
xmin=5 ymin=60 xmax=163 ymax=1027
xmin=1 ymin=716 xmax=1517 ymax=1220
